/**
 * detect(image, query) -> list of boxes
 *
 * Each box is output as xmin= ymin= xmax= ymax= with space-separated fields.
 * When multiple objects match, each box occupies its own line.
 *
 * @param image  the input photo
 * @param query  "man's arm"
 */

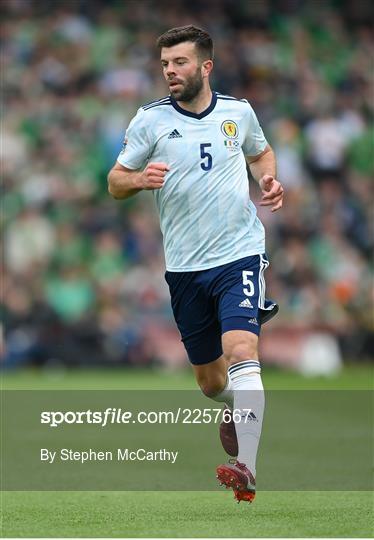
xmin=108 ymin=161 xmax=170 ymax=200
xmin=246 ymin=144 xmax=284 ymax=212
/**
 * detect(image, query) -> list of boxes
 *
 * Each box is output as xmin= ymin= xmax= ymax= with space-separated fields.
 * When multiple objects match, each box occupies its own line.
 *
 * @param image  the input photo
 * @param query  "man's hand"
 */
xmin=108 ymin=161 xmax=170 ymax=200
xmin=259 ymin=175 xmax=284 ymax=212
xmin=138 ymin=162 xmax=170 ymax=190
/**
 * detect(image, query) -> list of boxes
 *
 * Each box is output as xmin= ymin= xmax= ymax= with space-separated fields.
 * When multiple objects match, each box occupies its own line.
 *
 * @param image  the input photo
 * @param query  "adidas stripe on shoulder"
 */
xmin=142 ymin=96 xmax=171 ymax=111
xmin=216 ymin=92 xmax=249 ymax=104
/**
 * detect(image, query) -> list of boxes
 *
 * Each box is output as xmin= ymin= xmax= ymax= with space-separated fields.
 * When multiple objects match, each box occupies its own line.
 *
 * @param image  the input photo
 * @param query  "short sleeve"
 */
xmin=242 ymin=102 xmax=268 ymax=157
xmin=117 ymin=108 xmax=153 ymax=170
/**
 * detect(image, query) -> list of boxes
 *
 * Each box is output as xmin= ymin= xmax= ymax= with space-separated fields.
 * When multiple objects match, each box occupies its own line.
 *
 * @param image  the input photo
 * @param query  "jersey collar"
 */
xmin=170 ymin=91 xmax=217 ymax=120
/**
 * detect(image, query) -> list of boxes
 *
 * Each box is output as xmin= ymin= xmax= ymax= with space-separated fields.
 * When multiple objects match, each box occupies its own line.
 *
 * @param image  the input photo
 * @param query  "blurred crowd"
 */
xmin=2 ymin=0 xmax=373 ymax=368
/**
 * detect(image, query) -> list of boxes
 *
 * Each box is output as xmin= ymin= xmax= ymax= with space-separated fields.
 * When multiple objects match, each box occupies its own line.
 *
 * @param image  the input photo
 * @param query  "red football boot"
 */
xmin=219 ymin=407 xmax=238 ymax=457
xmin=216 ymin=460 xmax=256 ymax=504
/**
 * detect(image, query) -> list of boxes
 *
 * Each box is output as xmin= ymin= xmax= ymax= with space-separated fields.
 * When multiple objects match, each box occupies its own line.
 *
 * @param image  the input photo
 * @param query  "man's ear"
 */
xmin=202 ymin=59 xmax=213 ymax=78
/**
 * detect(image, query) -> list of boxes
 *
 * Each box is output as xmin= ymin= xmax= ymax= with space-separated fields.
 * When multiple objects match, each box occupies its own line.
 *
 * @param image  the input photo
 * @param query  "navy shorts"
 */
xmin=165 ymin=254 xmax=278 ymax=365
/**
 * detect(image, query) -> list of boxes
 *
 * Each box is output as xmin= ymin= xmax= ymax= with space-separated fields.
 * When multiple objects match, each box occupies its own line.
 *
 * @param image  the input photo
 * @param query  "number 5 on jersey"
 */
xmin=242 ymin=270 xmax=254 ymax=297
xmin=200 ymin=143 xmax=212 ymax=171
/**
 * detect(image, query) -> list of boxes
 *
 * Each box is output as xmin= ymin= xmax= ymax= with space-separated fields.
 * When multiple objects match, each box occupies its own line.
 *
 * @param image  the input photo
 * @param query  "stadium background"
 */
xmin=2 ymin=0 xmax=373 ymax=373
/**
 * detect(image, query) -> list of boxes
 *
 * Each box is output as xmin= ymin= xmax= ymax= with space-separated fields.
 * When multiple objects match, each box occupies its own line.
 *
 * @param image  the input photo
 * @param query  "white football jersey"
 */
xmin=117 ymin=91 xmax=268 ymax=271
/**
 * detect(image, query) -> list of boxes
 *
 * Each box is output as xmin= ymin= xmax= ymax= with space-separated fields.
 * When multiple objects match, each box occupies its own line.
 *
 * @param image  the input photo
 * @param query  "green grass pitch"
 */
xmin=1 ymin=365 xmax=373 ymax=538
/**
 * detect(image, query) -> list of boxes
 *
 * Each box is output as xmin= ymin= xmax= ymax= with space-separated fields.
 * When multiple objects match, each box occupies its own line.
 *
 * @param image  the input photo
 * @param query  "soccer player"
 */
xmin=108 ymin=25 xmax=284 ymax=503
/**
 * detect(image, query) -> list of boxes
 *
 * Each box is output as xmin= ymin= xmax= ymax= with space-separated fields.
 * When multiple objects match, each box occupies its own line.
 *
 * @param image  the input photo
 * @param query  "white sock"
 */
xmin=228 ymin=360 xmax=264 ymax=477
xmin=210 ymin=374 xmax=234 ymax=409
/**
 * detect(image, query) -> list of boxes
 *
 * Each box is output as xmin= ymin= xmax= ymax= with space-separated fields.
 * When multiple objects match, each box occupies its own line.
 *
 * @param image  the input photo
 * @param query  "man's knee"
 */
xmin=197 ymin=372 xmax=227 ymax=398
xmin=193 ymin=356 xmax=228 ymax=398
xmin=222 ymin=331 xmax=258 ymax=366
xmin=199 ymin=378 xmax=226 ymax=398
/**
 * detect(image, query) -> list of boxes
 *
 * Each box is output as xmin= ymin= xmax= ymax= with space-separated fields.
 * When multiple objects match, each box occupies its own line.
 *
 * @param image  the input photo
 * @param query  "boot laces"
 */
xmin=228 ymin=459 xmax=246 ymax=470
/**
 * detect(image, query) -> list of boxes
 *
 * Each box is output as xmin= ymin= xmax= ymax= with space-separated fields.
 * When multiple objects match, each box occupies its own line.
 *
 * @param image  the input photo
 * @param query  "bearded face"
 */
xmin=161 ymin=42 xmax=210 ymax=103
xmin=169 ymin=65 xmax=204 ymax=102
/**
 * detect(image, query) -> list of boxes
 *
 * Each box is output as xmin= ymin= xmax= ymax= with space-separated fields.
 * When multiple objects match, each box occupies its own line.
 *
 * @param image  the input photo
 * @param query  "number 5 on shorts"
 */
xmin=242 ymin=270 xmax=254 ymax=297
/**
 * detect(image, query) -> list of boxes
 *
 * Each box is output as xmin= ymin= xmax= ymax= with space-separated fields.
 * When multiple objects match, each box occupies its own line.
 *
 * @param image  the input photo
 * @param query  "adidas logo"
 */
xmin=241 ymin=411 xmax=258 ymax=421
xmin=239 ymin=298 xmax=253 ymax=309
xmin=168 ymin=129 xmax=182 ymax=139
xmin=248 ymin=318 xmax=258 ymax=326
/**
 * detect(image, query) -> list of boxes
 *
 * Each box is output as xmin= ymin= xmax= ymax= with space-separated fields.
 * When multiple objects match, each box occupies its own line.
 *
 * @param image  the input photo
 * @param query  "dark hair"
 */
xmin=156 ymin=25 xmax=214 ymax=60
